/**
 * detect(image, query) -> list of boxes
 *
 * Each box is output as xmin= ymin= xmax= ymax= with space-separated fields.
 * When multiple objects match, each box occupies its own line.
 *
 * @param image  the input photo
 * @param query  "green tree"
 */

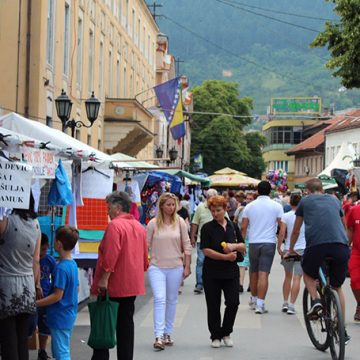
xmin=311 ymin=0 xmax=360 ymax=88
xmin=244 ymin=132 xmax=267 ymax=178
xmin=195 ymin=115 xmax=250 ymax=175
xmin=190 ymin=80 xmax=264 ymax=176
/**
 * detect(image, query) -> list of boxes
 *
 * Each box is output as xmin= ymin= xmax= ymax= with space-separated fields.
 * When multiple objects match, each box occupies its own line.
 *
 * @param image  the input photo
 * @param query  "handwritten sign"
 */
xmin=0 ymin=161 xmax=33 ymax=209
xmin=23 ymin=148 xmax=55 ymax=178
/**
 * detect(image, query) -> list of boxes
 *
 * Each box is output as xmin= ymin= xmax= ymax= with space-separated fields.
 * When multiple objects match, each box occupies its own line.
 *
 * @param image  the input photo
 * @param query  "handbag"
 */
xmin=87 ymin=292 xmax=119 ymax=349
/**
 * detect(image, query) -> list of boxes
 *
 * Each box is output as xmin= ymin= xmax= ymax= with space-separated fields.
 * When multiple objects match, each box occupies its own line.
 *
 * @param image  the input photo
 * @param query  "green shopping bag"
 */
xmin=87 ymin=292 xmax=119 ymax=349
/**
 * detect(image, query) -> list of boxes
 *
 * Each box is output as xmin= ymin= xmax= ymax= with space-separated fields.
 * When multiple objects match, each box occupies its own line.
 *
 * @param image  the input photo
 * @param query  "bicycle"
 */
xmin=286 ymin=254 xmax=346 ymax=360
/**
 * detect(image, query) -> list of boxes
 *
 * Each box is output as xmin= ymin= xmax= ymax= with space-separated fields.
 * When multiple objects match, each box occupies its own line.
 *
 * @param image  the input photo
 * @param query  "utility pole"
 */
xmin=175 ymin=57 xmax=184 ymax=77
xmin=147 ymin=2 xmax=163 ymax=21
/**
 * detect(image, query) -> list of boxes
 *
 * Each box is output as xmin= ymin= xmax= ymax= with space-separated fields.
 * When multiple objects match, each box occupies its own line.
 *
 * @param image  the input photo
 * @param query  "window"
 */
xmin=116 ymin=55 xmax=120 ymax=97
xmin=88 ymin=29 xmax=94 ymax=93
xmin=75 ymin=130 xmax=81 ymax=140
xmin=46 ymin=116 xmax=53 ymax=127
xmin=126 ymin=0 xmax=129 ymax=32
xmin=147 ymin=34 xmax=150 ymax=61
xmin=137 ymin=18 xmax=141 ymax=47
xmin=130 ymin=71 xmax=133 ymax=97
xmin=87 ymin=134 xmax=92 ymax=145
xmin=132 ymin=9 xmax=135 ymax=39
xmin=98 ymin=41 xmax=104 ymax=97
xmin=46 ymin=0 xmax=55 ymax=65
xmin=118 ymin=0 xmax=122 ymax=21
xmin=123 ymin=67 xmax=127 ymax=97
xmin=108 ymin=48 xmax=113 ymax=97
xmin=63 ymin=3 xmax=70 ymax=75
xmin=76 ymin=15 xmax=83 ymax=87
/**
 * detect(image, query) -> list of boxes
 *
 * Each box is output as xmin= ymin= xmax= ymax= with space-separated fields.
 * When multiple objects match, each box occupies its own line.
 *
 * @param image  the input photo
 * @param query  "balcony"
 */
xmin=262 ymin=143 xmax=294 ymax=152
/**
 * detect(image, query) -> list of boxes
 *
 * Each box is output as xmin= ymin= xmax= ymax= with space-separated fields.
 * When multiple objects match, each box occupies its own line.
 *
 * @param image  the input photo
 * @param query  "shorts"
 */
xmin=281 ymin=249 xmax=304 ymax=276
xmin=38 ymin=307 xmax=50 ymax=336
xmin=302 ymin=243 xmax=350 ymax=288
xmin=249 ymin=243 xmax=276 ymax=273
xmin=349 ymin=253 xmax=360 ymax=290
xmin=50 ymin=328 xmax=72 ymax=360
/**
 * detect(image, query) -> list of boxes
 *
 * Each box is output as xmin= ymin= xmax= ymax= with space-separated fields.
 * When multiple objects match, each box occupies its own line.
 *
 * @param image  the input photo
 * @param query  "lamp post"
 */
xmin=55 ymin=89 xmax=101 ymax=137
xmin=168 ymin=146 xmax=178 ymax=164
xmin=155 ymin=145 xmax=164 ymax=159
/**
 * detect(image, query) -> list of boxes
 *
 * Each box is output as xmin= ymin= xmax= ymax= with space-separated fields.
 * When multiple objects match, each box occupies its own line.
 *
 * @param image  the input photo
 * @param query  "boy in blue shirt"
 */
xmin=37 ymin=233 xmax=57 ymax=360
xmin=36 ymin=226 xmax=79 ymax=360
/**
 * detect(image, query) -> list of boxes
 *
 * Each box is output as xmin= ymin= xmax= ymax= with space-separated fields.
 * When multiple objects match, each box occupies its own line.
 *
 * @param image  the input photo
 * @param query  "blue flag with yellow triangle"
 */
xmin=154 ymin=77 xmax=185 ymax=140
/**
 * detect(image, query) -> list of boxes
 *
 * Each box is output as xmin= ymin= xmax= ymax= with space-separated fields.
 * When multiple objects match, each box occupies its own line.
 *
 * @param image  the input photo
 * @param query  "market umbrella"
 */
xmin=208 ymin=168 xmax=260 ymax=187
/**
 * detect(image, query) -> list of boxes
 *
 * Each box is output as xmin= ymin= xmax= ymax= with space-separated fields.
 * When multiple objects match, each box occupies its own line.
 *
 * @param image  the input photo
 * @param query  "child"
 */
xmin=37 ymin=233 xmax=57 ymax=360
xmin=36 ymin=226 xmax=79 ymax=360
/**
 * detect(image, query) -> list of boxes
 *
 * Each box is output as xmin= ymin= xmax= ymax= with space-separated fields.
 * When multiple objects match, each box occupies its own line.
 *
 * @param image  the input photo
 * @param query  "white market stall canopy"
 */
xmin=318 ymin=142 xmax=355 ymax=177
xmin=0 ymin=112 xmax=113 ymax=163
xmin=110 ymin=152 xmax=159 ymax=169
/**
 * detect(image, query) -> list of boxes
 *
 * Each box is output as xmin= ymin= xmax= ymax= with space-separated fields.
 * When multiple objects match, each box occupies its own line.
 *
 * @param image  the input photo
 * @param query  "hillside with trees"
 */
xmin=158 ymin=0 xmax=360 ymax=116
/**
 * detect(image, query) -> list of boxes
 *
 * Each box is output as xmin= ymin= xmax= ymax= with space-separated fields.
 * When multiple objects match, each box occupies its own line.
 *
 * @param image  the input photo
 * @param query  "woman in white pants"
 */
xmin=147 ymin=192 xmax=192 ymax=350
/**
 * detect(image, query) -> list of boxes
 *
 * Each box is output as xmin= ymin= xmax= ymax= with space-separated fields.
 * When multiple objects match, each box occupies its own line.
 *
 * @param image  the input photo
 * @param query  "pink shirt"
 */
xmin=91 ymin=214 xmax=148 ymax=297
xmin=146 ymin=216 xmax=192 ymax=268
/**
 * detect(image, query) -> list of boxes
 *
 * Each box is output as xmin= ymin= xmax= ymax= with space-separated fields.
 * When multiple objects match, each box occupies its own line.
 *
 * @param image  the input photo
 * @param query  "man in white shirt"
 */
xmin=241 ymin=181 xmax=283 ymax=314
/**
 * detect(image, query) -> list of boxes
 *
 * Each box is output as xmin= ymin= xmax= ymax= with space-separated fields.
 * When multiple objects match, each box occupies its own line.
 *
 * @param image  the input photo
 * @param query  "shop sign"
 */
xmin=23 ymin=148 xmax=55 ymax=178
xmin=271 ymin=97 xmax=322 ymax=114
xmin=0 ymin=161 xmax=33 ymax=208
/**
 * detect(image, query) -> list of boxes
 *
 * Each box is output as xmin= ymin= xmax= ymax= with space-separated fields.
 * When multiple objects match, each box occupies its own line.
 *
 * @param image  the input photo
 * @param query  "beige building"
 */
xmin=0 ymin=0 xmax=158 ymax=159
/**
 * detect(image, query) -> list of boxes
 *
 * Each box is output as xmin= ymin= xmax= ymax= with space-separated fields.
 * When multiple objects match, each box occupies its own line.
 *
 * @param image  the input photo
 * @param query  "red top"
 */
xmin=130 ymin=202 xmax=140 ymax=221
xmin=347 ymin=204 xmax=360 ymax=256
xmin=91 ymin=213 xmax=148 ymax=297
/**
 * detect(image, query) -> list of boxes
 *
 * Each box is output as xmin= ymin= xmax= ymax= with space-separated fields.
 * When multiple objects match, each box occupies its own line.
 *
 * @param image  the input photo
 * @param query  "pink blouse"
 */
xmin=146 ymin=216 xmax=192 ymax=268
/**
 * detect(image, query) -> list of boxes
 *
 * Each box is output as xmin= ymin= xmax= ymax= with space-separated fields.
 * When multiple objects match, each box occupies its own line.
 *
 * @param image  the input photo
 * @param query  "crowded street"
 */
xmin=28 ymin=257 xmax=359 ymax=360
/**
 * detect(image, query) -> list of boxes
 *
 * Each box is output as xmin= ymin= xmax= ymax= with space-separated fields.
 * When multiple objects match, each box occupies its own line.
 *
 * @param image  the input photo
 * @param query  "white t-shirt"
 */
xmin=242 ymin=195 xmax=284 ymax=244
xmin=281 ymin=210 xmax=306 ymax=250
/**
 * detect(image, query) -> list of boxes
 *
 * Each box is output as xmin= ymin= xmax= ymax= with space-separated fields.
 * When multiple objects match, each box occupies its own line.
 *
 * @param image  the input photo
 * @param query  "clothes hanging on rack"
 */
xmin=117 ymin=179 xmax=141 ymax=205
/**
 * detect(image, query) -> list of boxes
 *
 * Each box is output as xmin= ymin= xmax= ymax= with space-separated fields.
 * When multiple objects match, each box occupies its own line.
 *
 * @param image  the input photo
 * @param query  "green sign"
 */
xmin=271 ymin=97 xmax=321 ymax=114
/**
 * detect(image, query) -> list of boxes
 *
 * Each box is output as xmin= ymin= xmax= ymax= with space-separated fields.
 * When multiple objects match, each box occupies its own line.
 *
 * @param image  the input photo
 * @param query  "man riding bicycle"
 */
xmin=285 ymin=178 xmax=350 ymax=342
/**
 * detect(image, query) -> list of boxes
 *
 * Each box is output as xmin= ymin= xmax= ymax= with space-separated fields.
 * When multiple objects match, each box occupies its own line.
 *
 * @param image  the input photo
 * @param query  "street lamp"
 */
xmin=155 ymin=145 xmax=164 ymax=159
xmin=169 ymin=147 xmax=178 ymax=162
xmin=55 ymin=89 xmax=101 ymax=137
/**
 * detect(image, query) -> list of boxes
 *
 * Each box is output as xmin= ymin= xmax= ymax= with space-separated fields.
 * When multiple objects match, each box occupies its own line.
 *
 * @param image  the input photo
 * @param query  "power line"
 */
xmin=222 ymin=0 xmax=337 ymax=22
xmin=214 ymin=0 xmax=321 ymax=33
xmin=162 ymin=15 xmax=316 ymax=87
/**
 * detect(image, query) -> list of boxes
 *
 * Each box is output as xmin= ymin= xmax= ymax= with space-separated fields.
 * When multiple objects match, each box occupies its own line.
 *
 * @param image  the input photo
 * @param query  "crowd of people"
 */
xmin=1 ymin=178 xmax=360 ymax=359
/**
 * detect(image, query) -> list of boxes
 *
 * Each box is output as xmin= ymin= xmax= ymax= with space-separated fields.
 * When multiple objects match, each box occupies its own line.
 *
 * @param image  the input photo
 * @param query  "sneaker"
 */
xmin=153 ymin=337 xmax=165 ymax=351
xmin=255 ymin=305 xmax=268 ymax=314
xmin=354 ymin=306 xmax=360 ymax=321
xmin=239 ymin=285 xmax=244 ymax=293
xmin=249 ymin=299 xmax=256 ymax=310
xmin=287 ymin=304 xmax=296 ymax=315
xmin=282 ymin=302 xmax=289 ymax=312
xmin=307 ymin=298 xmax=323 ymax=319
xmin=211 ymin=339 xmax=221 ymax=348
xmin=194 ymin=287 xmax=203 ymax=294
xmin=38 ymin=350 xmax=51 ymax=360
xmin=222 ymin=336 xmax=233 ymax=347
xmin=163 ymin=334 xmax=174 ymax=346
xmin=344 ymin=330 xmax=351 ymax=345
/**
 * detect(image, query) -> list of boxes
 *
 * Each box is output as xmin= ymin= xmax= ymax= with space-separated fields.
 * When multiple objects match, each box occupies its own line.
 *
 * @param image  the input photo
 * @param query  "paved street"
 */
xmin=30 ymin=256 xmax=359 ymax=360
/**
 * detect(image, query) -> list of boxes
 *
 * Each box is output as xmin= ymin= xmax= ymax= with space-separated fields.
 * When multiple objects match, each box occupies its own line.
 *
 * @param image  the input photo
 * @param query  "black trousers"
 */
xmin=203 ymin=275 xmax=239 ymax=340
xmin=0 ymin=313 xmax=30 ymax=360
xmin=91 ymin=296 xmax=136 ymax=360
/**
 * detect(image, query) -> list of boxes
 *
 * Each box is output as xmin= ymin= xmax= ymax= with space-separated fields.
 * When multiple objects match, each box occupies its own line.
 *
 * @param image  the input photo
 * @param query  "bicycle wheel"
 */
xmin=326 ymin=288 xmax=345 ymax=360
xmin=302 ymin=288 xmax=330 ymax=351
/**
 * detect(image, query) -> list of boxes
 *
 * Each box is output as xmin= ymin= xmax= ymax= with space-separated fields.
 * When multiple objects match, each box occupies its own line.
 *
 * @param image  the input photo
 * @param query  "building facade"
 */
xmin=262 ymin=97 xmax=323 ymax=188
xmin=0 ymin=0 xmax=158 ymax=158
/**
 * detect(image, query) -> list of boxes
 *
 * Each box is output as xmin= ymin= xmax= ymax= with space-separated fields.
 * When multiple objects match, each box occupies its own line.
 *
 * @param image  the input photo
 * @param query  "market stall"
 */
xmin=208 ymin=167 xmax=260 ymax=188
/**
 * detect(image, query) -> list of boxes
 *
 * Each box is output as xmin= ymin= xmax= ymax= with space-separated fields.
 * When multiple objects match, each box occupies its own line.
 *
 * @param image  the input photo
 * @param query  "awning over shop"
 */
xmin=160 ymin=169 xmax=211 ymax=186
xmin=295 ymin=175 xmax=338 ymax=191
xmin=318 ymin=142 xmax=355 ymax=177
xmin=104 ymin=99 xmax=154 ymax=156
xmin=0 ymin=112 xmax=112 ymax=162
xmin=110 ymin=152 xmax=159 ymax=169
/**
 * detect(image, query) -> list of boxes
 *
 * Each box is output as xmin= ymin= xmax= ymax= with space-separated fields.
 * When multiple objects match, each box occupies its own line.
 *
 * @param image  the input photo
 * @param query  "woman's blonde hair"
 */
xmin=155 ymin=192 xmax=179 ymax=229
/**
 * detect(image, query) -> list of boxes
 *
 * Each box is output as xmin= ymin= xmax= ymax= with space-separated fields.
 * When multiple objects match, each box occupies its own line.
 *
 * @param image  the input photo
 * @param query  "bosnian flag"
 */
xmin=154 ymin=77 xmax=185 ymax=140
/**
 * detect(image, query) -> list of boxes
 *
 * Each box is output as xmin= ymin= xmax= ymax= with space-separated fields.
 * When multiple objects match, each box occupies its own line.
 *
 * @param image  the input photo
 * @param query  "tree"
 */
xmin=195 ymin=115 xmax=250 ymax=175
xmin=243 ymin=132 xmax=267 ymax=178
xmin=190 ymin=80 xmax=265 ymax=176
xmin=311 ymin=0 xmax=360 ymax=88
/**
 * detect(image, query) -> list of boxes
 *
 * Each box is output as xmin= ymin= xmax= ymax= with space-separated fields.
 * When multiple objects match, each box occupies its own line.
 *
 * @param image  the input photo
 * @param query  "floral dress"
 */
xmin=0 ymin=214 xmax=40 ymax=319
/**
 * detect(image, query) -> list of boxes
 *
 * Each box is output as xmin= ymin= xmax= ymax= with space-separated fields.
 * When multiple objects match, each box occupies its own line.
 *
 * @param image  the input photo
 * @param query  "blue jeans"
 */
xmin=196 ymin=243 xmax=205 ymax=289
xmin=50 ymin=328 xmax=71 ymax=360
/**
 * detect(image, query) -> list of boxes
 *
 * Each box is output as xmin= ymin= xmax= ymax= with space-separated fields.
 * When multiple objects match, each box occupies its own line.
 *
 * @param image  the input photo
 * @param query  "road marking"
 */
xmin=140 ymin=304 xmax=190 ymax=328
